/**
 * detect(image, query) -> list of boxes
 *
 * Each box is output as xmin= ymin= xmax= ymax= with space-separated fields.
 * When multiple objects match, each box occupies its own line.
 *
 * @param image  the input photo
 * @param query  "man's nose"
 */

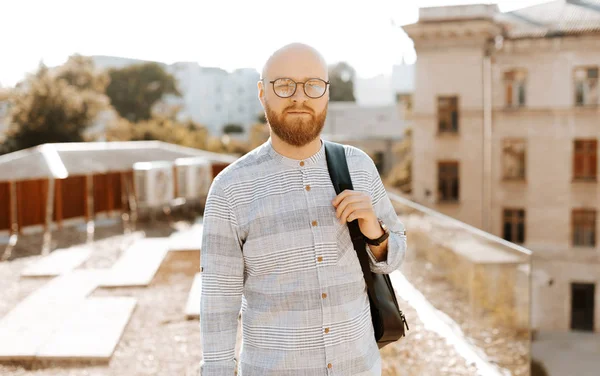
xmin=291 ymin=83 xmax=309 ymax=102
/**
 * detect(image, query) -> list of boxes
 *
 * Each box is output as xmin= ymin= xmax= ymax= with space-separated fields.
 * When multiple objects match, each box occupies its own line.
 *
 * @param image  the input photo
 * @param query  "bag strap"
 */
xmin=324 ymin=140 xmax=380 ymax=308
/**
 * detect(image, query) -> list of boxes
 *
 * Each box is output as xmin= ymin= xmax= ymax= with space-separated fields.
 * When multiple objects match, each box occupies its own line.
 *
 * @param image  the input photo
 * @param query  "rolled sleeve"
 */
xmin=366 ymin=160 xmax=407 ymax=275
xmin=200 ymin=177 xmax=244 ymax=376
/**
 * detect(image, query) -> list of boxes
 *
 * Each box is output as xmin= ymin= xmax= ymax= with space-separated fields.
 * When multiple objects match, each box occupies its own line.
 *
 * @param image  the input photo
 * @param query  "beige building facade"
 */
xmin=404 ymin=0 xmax=600 ymax=333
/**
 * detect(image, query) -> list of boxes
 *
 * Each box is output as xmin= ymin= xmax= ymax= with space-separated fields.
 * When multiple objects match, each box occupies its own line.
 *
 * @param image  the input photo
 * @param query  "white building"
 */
xmin=403 ymin=2 xmax=600 ymax=371
xmin=0 ymin=88 xmax=10 ymax=142
xmin=91 ymin=56 xmax=263 ymax=136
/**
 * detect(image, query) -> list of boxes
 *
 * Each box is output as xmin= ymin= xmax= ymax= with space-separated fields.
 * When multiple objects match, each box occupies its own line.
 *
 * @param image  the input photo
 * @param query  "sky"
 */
xmin=0 ymin=0 xmax=552 ymax=87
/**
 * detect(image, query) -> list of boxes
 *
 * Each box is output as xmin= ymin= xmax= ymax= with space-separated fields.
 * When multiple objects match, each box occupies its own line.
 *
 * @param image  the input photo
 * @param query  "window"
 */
xmin=396 ymin=93 xmax=412 ymax=113
xmin=438 ymin=161 xmax=459 ymax=202
xmin=574 ymin=67 xmax=598 ymax=106
xmin=502 ymin=139 xmax=526 ymax=180
xmin=504 ymin=69 xmax=527 ymax=107
xmin=373 ymin=151 xmax=385 ymax=173
xmin=503 ymin=209 xmax=525 ymax=244
xmin=572 ymin=209 xmax=596 ymax=247
xmin=570 ymin=283 xmax=595 ymax=331
xmin=437 ymin=96 xmax=459 ymax=133
xmin=573 ymin=139 xmax=597 ymax=181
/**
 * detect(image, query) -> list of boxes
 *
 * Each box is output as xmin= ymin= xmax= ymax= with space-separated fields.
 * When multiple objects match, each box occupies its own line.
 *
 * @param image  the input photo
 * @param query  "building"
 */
xmin=323 ymin=102 xmax=407 ymax=175
xmin=403 ymin=0 xmax=600 ymax=336
xmin=0 ymin=88 xmax=10 ymax=142
xmin=320 ymin=61 xmax=414 ymax=176
xmin=91 ymin=56 xmax=263 ymax=136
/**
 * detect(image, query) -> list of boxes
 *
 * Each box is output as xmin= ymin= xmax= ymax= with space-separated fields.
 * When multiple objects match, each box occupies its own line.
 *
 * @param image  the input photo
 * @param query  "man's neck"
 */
xmin=270 ymin=134 xmax=322 ymax=160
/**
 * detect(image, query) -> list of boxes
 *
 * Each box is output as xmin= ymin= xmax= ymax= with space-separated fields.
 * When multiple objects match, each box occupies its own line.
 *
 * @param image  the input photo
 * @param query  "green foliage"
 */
xmin=328 ymin=62 xmax=356 ymax=102
xmin=384 ymin=127 xmax=412 ymax=193
xmin=106 ymin=115 xmax=208 ymax=150
xmin=223 ymin=123 xmax=244 ymax=134
xmin=249 ymin=122 xmax=270 ymax=148
xmin=105 ymin=62 xmax=180 ymax=122
xmin=56 ymin=54 xmax=110 ymax=92
xmin=531 ymin=359 xmax=549 ymax=376
xmin=255 ymin=112 xmax=267 ymax=124
xmin=1 ymin=56 xmax=109 ymax=154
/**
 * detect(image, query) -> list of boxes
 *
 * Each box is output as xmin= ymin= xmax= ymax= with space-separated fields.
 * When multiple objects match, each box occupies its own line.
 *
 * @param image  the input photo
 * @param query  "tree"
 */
xmin=383 ymin=127 xmax=412 ymax=193
xmin=223 ymin=123 xmax=244 ymax=134
xmin=255 ymin=112 xmax=267 ymax=124
xmin=531 ymin=359 xmax=549 ymax=376
xmin=105 ymin=62 xmax=180 ymax=122
xmin=328 ymin=62 xmax=356 ymax=102
xmin=249 ymin=122 xmax=270 ymax=149
xmin=106 ymin=115 xmax=209 ymax=150
xmin=1 ymin=57 xmax=109 ymax=154
xmin=56 ymin=54 xmax=109 ymax=92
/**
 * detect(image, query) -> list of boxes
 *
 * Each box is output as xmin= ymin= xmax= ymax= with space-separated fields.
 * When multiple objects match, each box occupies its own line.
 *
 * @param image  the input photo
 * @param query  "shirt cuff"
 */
xmin=364 ymin=231 xmax=406 ymax=274
xmin=200 ymin=358 xmax=237 ymax=375
xmin=365 ymin=243 xmax=387 ymax=265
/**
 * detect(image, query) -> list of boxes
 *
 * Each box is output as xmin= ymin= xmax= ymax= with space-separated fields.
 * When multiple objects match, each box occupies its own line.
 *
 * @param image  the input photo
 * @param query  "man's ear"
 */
xmin=257 ymin=80 xmax=265 ymax=108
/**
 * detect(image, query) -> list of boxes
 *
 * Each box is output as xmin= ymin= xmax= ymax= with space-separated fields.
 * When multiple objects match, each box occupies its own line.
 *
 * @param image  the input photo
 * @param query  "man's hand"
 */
xmin=332 ymin=190 xmax=384 ymax=240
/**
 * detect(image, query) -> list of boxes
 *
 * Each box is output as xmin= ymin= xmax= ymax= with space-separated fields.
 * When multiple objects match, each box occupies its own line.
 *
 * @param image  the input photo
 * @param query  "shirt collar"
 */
xmin=266 ymin=137 xmax=326 ymax=168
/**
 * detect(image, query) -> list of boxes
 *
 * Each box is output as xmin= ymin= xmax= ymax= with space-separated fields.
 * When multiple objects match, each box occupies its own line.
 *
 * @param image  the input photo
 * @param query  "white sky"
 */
xmin=0 ymin=0 xmax=551 ymax=87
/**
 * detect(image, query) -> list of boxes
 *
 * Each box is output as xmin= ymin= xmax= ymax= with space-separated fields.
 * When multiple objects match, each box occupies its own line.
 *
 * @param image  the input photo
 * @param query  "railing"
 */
xmin=388 ymin=191 xmax=532 ymax=375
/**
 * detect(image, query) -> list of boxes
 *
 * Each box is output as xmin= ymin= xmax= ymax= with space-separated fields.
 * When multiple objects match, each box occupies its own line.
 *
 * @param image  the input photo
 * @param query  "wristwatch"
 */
xmin=363 ymin=219 xmax=390 ymax=246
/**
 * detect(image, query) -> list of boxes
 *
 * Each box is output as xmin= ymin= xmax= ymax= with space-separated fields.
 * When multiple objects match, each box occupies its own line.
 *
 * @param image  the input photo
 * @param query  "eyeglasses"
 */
xmin=266 ymin=77 xmax=330 ymax=99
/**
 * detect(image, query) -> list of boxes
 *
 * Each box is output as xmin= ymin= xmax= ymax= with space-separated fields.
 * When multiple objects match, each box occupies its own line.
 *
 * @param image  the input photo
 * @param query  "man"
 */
xmin=200 ymin=43 xmax=407 ymax=375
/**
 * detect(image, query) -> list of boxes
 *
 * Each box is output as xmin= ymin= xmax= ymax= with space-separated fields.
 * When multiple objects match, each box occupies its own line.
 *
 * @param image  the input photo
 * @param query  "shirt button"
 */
xmin=317 ymin=256 xmax=323 ymax=262
xmin=322 ymin=293 xmax=327 ymax=299
xmin=324 ymin=327 xmax=330 ymax=334
xmin=299 ymin=161 xmax=305 ymax=167
xmin=327 ymin=363 xmax=332 ymax=369
xmin=305 ymin=185 xmax=311 ymax=191
xmin=312 ymin=220 xmax=318 ymax=227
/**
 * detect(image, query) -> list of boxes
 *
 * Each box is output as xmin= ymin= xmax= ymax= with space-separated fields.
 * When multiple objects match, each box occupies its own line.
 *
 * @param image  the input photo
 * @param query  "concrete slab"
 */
xmin=185 ymin=273 xmax=201 ymax=319
xmin=169 ymin=224 xmax=203 ymax=252
xmin=21 ymin=246 xmax=92 ymax=278
xmin=532 ymin=331 xmax=600 ymax=376
xmin=0 ymin=300 xmax=83 ymax=360
xmin=389 ymin=270 xmax=509 ymax=376
xmin=100 ymin=238 xmax=169 ymax=287
xmin=36 ymin=297 xmax=137 ymax=361
xmin=0 ymin=270 xmax=106 ymax=360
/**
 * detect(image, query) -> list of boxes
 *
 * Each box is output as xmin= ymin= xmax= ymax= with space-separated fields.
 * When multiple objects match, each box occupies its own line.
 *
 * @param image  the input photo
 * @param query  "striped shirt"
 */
xmin=200 ymin=138 xmax=407 ymax=376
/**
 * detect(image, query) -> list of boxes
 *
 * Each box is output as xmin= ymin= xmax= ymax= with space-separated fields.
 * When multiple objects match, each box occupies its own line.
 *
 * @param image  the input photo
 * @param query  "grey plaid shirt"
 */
xmin=200 ymin=138 xmax=407 ymax=376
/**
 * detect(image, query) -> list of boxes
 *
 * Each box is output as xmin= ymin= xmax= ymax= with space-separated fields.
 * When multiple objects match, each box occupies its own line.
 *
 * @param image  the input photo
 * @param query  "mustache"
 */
xmin=285 ymin=105 xmax=314 ymax=114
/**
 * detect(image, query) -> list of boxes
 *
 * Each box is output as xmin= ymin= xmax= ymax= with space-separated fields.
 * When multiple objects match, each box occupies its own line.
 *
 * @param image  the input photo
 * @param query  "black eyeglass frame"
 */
xmin=264 ymin=77 xmax=330 ymax=99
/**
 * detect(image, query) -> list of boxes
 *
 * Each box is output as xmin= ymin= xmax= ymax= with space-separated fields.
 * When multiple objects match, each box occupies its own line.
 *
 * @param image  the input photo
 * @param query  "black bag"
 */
xmin=324 ymin=140 xmax=409 ymax=349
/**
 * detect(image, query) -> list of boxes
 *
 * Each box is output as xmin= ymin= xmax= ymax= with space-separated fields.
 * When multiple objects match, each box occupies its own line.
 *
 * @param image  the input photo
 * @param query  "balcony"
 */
xmin=0 ymin=192 xmax=534 ymax=375
xmin=382 ymin=192 xmax=532 ymax=375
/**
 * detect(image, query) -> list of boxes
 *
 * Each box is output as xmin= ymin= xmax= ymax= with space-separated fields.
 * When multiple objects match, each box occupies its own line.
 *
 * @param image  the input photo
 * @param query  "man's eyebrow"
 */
xmin=272 ymin=76 xmax=326 ymax=81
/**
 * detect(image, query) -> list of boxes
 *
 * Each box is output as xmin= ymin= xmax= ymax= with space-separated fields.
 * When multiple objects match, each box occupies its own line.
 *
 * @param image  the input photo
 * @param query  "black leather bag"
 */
xmin=324 ymin=140 xmax=409 ymax=349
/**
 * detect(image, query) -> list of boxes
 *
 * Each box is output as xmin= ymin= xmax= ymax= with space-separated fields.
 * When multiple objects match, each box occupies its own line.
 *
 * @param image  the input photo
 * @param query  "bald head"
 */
xmin=261 ymin=43 xmax=328 ymax=81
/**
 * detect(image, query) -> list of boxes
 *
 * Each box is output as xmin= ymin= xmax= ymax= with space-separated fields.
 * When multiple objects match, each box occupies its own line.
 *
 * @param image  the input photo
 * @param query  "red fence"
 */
xmin=94 ymin=172 xmax=125 ymax=213
xmin=1 ymin=161 xmax=230 ymax=233
xmin=0 ymin=182 xmax=10 ymax=231
xmin=54 ymin=175 xmax=87 ymax=221
xmin=16 ymin=179 xmax=48 ymax=228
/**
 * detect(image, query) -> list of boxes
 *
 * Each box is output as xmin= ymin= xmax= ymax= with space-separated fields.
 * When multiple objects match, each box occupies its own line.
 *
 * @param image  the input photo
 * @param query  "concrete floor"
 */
xmin=532 ymin=331 xmax=600 ymax=376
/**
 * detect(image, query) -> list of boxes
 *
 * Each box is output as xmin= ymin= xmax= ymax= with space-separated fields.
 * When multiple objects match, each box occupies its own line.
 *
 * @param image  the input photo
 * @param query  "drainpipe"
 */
xmin=1 ymin=181 xmax=19 ymax=261
xmin=10 ymin=180 xmax=18 ymax=235
xmin=42 ymin=177 xmax=56 ymax=256
xmin=86 ymin=174 xmax=95 ymax=243
xmin=482 ymin=44 xmax=494 ymax=233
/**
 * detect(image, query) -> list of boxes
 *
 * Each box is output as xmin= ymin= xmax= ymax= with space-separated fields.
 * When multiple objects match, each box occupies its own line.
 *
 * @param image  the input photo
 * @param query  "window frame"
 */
xmin=437 ymin=160 xmax=460 ymax=203
xmin=437 ymin=96 xmax=459 ymax=134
